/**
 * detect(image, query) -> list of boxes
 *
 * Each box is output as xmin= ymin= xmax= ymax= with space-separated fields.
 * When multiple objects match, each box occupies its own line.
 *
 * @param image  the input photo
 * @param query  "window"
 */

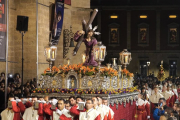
xmin=139 ymin=60 xmax=147 ymax=77
xmin=110 ymin=15 xmax=118 ymax=19
xmin=169 ymin=60 xmax=177 ymax=77
xmin=108 ymin=23 xmax=120 ymax=45
xmin=168 ymin=23 xmax=179 ymax=46
xmin=169 ymin=15 xmax=177 ymax=19
xmin=140 ymin=15 xmax=147 ymax=19
xmin=138 ymin=23 xmax=149 ymax=46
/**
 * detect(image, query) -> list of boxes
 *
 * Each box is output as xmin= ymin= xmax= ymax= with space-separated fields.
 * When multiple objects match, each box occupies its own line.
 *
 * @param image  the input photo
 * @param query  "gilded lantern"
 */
xmin=93 ymin=41 xmax=106 ymax=62
xmin=119 ymin=49 xmax=132 ymax=68
xmin=44 ymin=45 xmax=57 ymax=62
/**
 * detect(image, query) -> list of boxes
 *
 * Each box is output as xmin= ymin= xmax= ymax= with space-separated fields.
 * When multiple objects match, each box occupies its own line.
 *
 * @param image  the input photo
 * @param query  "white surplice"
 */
xmin=23 ymin=107 xmax=39 ymax=120
xmin=79 ymin=108 xmax=100 ymax=120
xmin=149 ymin=93 xmax=164 ymax=103
xmin=53 ymin=108 xmax=72 ymax=120
xmin=1 ymin=109 xmax=14 ymax=120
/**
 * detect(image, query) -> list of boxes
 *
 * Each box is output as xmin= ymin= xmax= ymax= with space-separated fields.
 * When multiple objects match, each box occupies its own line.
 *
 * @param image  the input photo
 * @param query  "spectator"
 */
xmin=153 ymin=103 xmax=161 ymax=120
xmin=13 ymin=73 xmax=21 ymax=84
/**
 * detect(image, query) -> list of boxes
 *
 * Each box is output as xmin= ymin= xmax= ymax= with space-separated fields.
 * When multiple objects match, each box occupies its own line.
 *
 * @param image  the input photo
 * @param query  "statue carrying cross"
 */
xmin=73 ymin=9 xmax=101 ymax=66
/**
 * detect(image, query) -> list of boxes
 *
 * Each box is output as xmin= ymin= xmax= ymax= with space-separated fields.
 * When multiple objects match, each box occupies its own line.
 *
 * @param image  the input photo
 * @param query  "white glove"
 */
xmin=23 ymin=98 xmax=28 ymax=101
xmin=37 ymin=100 xmax=41 ymax=103
xmin=28 ymin=98 xmax=32 ymax=102
xmin=41 ymin=100 xmax=46 ymax=104
xmin=136 ymin=102 xmax=138 ymax=106
xmin=52 ymin=99 xmax=58 ymax=105
xmin=10 ymin=100 xmax=16 ymax=102
xmin=16 ymin=99 xmax=21 ymax=103
xmin=147 ymin=116 xmax=150 ymax=119
xmin=48 ymin=100 xmax=51 ymax=104
xmin=56 ymin=109 xmax=62 ymax=116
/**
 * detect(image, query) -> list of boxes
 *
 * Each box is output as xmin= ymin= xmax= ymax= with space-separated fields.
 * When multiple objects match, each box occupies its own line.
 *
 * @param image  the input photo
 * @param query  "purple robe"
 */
xmin=74 ymin=31 xmax=98 ymax=66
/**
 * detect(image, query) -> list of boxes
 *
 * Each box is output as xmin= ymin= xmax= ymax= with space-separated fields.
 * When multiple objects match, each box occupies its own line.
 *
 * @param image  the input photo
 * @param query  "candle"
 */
xmin=125 ymin=56 xmax=128 ymax=63
xmin=82 ymin=54 xmax=86 ymax=63
xmin=100 ymin=50 xmax=103 ymax=59
xmin=52 ymin=51 xmax=55 ymax=59
xmin=67 ymin=59 xmax=70 ymax=65
xmin=96 ymin=51 xmax=98 ymax=59
xmin=47 ymin=49 xmax=50 ymax=59
xmin=161 ymin=60 xmax=163 ymax=65
xmin=113 ymin=59 xmax=116 ymax=66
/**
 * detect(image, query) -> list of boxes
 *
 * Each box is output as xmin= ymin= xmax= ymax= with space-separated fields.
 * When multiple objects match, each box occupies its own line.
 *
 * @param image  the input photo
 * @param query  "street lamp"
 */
xmin=119 ymin=49 xmax=132 ymax=69
xmin=147 ymin=61 xmax=150 ymax=76
xmin=44 ymin=43 xmax=57 ymax=72
xmin=93 ymin=41 xmax=106 ymax=72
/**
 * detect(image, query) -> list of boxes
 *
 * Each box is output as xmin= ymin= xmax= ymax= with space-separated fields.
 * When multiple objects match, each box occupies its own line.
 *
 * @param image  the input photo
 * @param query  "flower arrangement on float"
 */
xmin=32 ymin=87 xmax=138 ymax=95
xmin=42 ymin=63 xmax=133 ymax=78
xmin=121 ymin=69 xmax=134 ymax=78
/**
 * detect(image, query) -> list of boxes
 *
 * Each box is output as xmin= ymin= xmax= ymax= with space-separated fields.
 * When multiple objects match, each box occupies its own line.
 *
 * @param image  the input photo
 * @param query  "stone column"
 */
xmin=97 ymin=9 xmax=101 ymax=41
xmin=156 ymin=10 xmax=160 ymax=50
xmin=127 ymin=10 xmax=131 ymax=49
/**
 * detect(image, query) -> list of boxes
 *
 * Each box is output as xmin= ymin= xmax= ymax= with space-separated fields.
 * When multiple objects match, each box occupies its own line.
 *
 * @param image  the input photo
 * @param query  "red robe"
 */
xmin=18 ymin=102 xmax=26 ymax=116
xmin=150 ymin=102 xmax=155 ymax=120
xmin=145 ymin=101 xmax=150 ymax=119
xmin=43 ymin=103 xmax=51 ymax=120
xmin=44 ymin=104 xmax=72 ymax=120
xmin=59 ymin=114 xmax=72 ymax=120
xmin=25 ymin=101 xmax=32 ymax=108
xmin=44 ymin=104 xmax=56 ymax=119
xmin=38 ymin=103 xmax=44 ymax=120
xmin=95 ymin=115 xmax=101 ymax=120
xmin=107 ymin=108 xmax=114 ymax=120
xmin=171 ymin=90 xmax=178 ymax=107
xmin=69 ymin=105 xmax=86 ymax=120
xmin=177 ymin=88 xmax=180 ymax=94
xmin=12 ymin=101 xmax=21 ymax=120
xmin=137 ymin=104 xmax=147 ymax=120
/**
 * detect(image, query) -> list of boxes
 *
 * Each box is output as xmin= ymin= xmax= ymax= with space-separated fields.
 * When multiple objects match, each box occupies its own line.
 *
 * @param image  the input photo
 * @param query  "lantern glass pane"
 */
xmin=51 ymin=48 xmax=56 ymax=59
xmin=45 ymin=48 xmax=51 ymax=60
xmin=124 ymin=55 xmax=128 ymax=64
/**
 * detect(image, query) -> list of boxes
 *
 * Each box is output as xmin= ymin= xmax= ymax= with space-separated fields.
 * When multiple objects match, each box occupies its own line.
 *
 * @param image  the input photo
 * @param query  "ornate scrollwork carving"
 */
xmin=63 ymin=26 xmax=74 ymax=58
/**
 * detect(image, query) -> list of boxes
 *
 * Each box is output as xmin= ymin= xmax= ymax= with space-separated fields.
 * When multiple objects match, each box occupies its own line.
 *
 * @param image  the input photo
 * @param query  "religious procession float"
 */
xmin=32 ymin=9 xmax=138 ymax=119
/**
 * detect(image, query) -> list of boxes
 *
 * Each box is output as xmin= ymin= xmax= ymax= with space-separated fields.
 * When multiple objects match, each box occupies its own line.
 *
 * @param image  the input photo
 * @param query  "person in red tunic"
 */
xmin=69 ymin=96 xmax=86 ymax=120
xmin=69 ymin=96 xmax=76 ymax=107
xmin=65 ymin=100 xmax=71 ymax=110
xmin=22 ymin=96 xmax=45 ymax=120
xmin=79 ymin=99 xmax=100 ymax=120
xmin=136 ymin=93 xmax=149 ymax=120
xmin=1 ymin=94 xmax=24 ymax=120
xmin=161 ymin=86 xmax=171 ymax=107
xmin=43 ymin=96 xmax=51 ymax=120
xmin=43 ymin=98 xmax=58 ymax=120
xmin=44 ymin=98 xmax=72 ymax=120
xmin=24 ymin=96 xmax=32 ymax=108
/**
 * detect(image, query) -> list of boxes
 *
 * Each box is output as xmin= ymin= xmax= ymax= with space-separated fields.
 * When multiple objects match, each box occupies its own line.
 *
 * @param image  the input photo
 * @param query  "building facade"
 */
xmin=91 ymin=0 xmax=180 ymax=77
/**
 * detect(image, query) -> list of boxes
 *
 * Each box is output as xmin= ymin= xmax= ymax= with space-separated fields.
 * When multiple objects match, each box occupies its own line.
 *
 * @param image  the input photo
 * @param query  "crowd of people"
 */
xmin=134 ymin=73 xmax=180 ymax=120
xmin=0 ymin=72 xmax=37 ymax=118
xmin=0 ymin=94 xmax=114 ymax=120
xmin=2 ymin=71 xmax=180 ymax=120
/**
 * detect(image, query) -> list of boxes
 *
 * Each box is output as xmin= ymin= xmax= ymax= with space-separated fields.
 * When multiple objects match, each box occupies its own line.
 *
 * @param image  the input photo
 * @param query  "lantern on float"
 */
xmin=44 ymin=43 xmax=57 ymax=72
xmin=119 ymin=49 xmax=132 ymax=69
xmin=93 ymin=41 xmax=106 ymax=72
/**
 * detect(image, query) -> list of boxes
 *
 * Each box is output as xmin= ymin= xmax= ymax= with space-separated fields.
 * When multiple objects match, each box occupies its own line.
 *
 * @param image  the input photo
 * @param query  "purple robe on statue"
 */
xmin=74 ymin=31 xmax=98 ymax=66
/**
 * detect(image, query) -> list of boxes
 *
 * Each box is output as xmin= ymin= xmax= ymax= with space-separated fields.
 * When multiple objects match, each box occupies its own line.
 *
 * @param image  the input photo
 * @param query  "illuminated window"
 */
xmin=169 ymin=15 xmax=177 ymax=18
xmin=110 ymin=15 xmax=118 ymax=19
xmin=140 ymin=15 xmax=147 ymax=19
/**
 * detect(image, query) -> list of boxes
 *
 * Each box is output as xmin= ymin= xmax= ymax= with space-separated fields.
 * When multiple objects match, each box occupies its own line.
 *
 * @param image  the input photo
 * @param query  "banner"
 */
xmin=0 ymin=0 xmax=6 ymax=60
xmin=51 ymin=0 xmax=64 ymax=45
